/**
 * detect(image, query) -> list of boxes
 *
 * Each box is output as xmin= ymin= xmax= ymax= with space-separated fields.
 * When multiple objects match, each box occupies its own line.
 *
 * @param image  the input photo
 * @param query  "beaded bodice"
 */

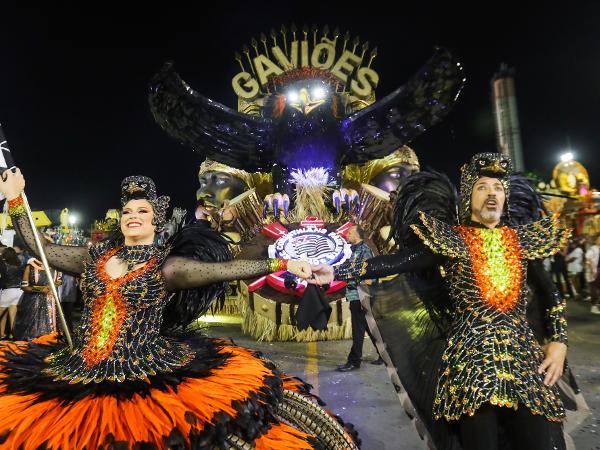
xmin=45 ymin=243 xmax=192 ymax=383
xmin=411 ymin=213 xmax=569 ymax=421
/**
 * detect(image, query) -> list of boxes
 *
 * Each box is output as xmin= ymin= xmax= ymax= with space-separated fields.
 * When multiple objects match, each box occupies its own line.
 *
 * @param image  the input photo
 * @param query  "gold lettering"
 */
xmin=272 ymin=42 xmax=298 ymax=70
xmin=301 ymin=40 xmax=309 ymax=67
xmin=311 ymin=43 xmax=335 ymax=70
xmin=331 ymin=51 xmax=361 ymax=83
xmin=350 ymin=67 xmax=379 ymax=98
xmin=232 ymin=72 xmax=260 ymax=99
xmin=253 ymin=55 xmax=284 ymax=86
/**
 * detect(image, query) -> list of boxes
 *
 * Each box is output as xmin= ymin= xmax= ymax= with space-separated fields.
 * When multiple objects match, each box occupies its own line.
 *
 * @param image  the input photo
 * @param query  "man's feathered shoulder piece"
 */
xmin=515 ymin=215 xmax=571 ymax=260
xmin=390 ymin=170 xmax=459 ymax=249
xmin=411 ymin=212 xmax=467 ymax=259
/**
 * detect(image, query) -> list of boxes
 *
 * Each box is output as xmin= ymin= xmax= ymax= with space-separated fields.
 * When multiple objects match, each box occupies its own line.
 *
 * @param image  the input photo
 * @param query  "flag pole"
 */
xmin=0 ymin=127 xmax=73 ymax=349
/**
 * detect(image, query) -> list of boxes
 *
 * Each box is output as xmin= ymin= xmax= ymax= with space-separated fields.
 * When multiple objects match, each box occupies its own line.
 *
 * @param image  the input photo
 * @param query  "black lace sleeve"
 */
xmin=9 ymin=200 xmax=88 ymax=274
xmin=528 ymin=260 xmax=568 ymax=345
xmin=162 ymin=256 xmax=274 ymax=291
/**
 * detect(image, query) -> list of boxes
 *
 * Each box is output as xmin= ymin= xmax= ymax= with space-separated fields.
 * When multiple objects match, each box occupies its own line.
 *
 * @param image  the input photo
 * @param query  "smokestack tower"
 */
xmin=491 ymin=64 xmax=525 ymax=171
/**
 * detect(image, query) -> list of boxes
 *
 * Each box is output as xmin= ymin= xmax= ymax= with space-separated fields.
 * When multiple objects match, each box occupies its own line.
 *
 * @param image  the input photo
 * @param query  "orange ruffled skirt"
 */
xmin=0 ymin=335 xmax=356 ymax=450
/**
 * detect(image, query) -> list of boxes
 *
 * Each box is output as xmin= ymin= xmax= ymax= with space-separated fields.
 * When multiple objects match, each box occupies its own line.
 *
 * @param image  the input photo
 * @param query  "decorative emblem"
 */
xmin=251 ymin=218 xmax=353 ymax=296
xmin=268 ymin=226 xmax=350 ymax=266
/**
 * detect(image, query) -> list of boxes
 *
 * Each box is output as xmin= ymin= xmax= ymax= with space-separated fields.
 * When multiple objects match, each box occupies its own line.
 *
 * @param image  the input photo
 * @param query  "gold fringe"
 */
xmin=240 ymin=301 xmax=352 ymax=343
xmin=217 ymin=303 xmax=242 ymax=316
xmin=241 ymin=301 xmax=278 ymax=342
xmin=210 ymin=291 xmax=243 ymax=316
xmin=288 ymin=185 xmax=334 ymax=223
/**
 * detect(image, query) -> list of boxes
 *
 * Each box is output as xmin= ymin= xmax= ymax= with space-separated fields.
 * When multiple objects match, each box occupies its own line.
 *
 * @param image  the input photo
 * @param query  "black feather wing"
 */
xmin=390 ymin=169 xmax=459 ymax=249
xmin=161 ymin=223 xmax=234 ymax=332
xmin=340 ymin=48 xmax=465 ymax=164
xmin=507 ymin=173 xmax=547 ymax=225
xmin=148 ymin=62 xmax=275 ymax=172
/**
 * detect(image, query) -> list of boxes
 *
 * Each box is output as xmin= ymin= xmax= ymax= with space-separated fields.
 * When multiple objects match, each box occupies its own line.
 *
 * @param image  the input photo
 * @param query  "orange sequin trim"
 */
xmin=458 ymin=226 xmax=523 ymax=312
xmin=82 ymin=247 xmax=158 ymax=368
xmin=7 ymin=195 xmax=25 ymax=216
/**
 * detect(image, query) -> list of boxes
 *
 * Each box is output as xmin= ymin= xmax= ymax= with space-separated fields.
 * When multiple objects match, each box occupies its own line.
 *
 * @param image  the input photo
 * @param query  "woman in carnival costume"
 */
xmin=0 ymin=168 xmax=359 ymax=450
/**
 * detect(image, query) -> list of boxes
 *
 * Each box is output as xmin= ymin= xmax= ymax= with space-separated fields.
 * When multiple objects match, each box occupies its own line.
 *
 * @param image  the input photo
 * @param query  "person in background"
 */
xmin=58 ymin=272 xmax=78 ymax=330
xmin=576 ymin=237 xmax=588 ymax=299
xmin=334 ymin=225 xmax=382 ymax=371
xmin=0 ymin=248 xmax=23 ymax=339
xmin=566 ymin=240 xmax=584 ymax=297
xmin=552 ymin=246 xmax=575 ymax=298
xmin=585 ymin=234 xmax=600 ymax=315
xmin=12 ymin=259 xmax=59 ymax=340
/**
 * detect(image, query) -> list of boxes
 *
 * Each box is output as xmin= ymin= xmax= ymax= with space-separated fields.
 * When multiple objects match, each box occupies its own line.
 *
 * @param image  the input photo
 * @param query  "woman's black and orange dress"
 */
xmin=0 ymin=232 xmax=358 ymax=449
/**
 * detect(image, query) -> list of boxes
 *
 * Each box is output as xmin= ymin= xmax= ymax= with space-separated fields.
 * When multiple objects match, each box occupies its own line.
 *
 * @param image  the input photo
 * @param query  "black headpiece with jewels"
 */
xmin=458 ymin=152 xmax=512 ymax=223
xmin=120 ymin=175 xmax=170 ymax=231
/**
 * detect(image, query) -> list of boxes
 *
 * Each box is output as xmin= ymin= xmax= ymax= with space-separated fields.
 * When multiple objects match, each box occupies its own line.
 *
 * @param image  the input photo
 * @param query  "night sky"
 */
xmin=1 ymin=3 xmax=598 ymax=227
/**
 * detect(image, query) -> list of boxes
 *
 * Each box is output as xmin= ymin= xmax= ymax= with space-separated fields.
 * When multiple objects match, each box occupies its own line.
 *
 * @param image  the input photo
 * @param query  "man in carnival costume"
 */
xmin=324 ymin=152 xmax=582 ymax=449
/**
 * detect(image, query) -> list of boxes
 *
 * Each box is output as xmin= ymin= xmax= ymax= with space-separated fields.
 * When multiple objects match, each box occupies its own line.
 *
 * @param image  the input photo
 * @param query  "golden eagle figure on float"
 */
xmin=148 ymin=25 xmax=465 ymax=206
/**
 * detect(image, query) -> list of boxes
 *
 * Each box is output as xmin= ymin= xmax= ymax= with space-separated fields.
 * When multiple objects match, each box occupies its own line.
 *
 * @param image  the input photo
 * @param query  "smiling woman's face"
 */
xmin=120 ymin=199 xmax=155 ymax=242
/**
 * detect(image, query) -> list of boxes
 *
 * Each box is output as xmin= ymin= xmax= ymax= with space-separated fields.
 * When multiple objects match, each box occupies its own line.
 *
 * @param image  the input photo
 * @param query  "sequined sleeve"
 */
xmin=162 ymin=256 xmax=274 ymax=291
xmin=334 ymin=243 xmax=374 ymax=281
xmin=410 ymin=212 xmax=467 ymax=259
xmin=360 ymin=245 xmax=443 ymax=279
xmin=8 ymin=196 xmax=88 ymax=274
xmin=516 ymin=215 xmax=571 ymax=260
xmin=528 ymin=260 xmax=568 ymax=344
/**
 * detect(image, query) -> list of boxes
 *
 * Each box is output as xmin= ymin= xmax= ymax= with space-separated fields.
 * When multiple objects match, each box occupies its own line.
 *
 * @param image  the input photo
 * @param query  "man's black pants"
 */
xmin=347 ymin=299 xmax=380 ymax=366
xmin=459 ymin=404 xmax=565 ymax=450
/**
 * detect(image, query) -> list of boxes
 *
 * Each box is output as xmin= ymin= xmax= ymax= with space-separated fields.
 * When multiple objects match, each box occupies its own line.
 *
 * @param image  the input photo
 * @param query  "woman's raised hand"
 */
xmin=0 ymin=167 xmax=25 ymax=200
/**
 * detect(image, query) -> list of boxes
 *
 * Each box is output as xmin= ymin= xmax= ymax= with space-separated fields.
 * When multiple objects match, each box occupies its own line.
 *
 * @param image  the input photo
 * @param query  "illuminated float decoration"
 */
xmin=148 ymin=24 xmax=464 ymax=341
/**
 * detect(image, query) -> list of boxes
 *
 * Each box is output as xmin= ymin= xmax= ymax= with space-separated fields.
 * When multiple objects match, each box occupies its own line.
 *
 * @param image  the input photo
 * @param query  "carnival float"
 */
xmin=144 ymin=24 xmax=464 ymax=342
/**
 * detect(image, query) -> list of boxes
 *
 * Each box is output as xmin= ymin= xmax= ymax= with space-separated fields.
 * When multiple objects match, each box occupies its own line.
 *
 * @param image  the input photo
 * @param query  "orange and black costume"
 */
xmin=0 ymin=177 xmax=359 ymax=450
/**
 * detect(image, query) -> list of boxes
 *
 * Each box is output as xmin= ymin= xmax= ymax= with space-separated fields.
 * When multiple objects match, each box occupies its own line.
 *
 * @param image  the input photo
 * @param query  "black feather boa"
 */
xmin=162 ymin=223 xmax=234 ymax=333
xmin=390 ymin=170 xmax=459 ymax=249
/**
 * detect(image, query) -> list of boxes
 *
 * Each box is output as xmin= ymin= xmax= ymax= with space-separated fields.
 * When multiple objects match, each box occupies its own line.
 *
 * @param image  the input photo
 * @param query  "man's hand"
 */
xmin=308 ymin=264 xmax=334 ymax=285
xmin=538 ymin=342 xmax=567 ymax=386
xmin=287 ymin=260 xmax=312 ymax=279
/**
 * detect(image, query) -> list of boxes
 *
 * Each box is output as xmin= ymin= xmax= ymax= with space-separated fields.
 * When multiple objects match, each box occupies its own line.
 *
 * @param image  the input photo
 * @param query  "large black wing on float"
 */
xmin=339 ymin=48 xmax=465 ymax=164
xmin=148 ymin=62 xmax=275 ymax=172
